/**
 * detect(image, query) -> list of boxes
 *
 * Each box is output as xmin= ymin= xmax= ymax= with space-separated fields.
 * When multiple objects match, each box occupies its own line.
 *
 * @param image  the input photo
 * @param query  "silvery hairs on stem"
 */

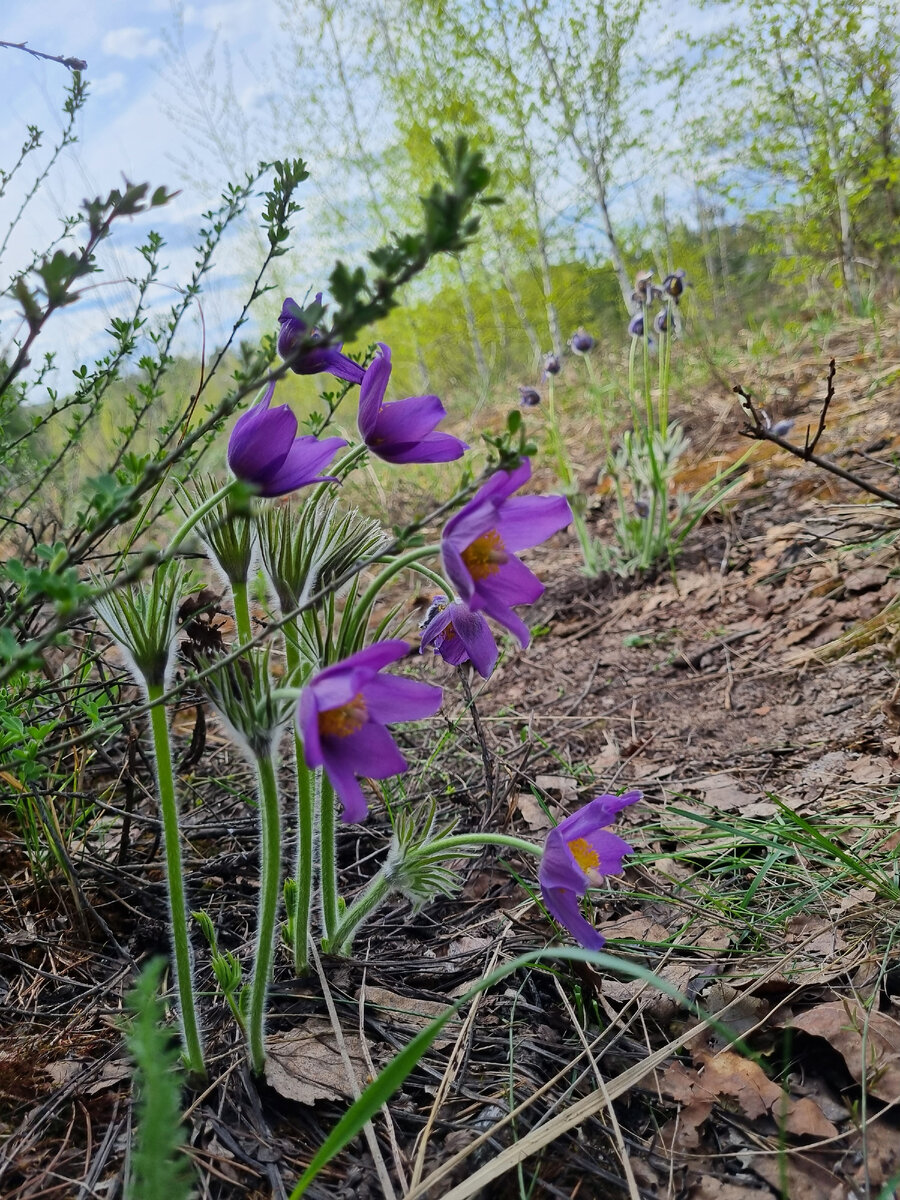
xmin=198 ymin=647 xmax=297 ymax=762
xmin=256 ymin=498 xmax=389 ymax=615
xmin=177 ymin=475 xmax=254 ymax=588
xmin=93 ymin=560 xmax=195 ymax=691
xmin=385 ymin=801 xmax=475 ymax=911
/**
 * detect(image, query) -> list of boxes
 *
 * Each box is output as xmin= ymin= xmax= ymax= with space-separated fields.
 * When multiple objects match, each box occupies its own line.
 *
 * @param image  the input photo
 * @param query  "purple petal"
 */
xmin=357 ymin=344 xmax=391 ymax=440
xmin=449 ymin=606 xmax=498 ymax=677
xmin=296 ymin=346 xmax=364 ymax=384
xmin=540 ymin=828 xmax=589 ymax=892
xmin=227 ymin=385 xmax=295 ymax=483
xmin=327 ymin=720 xmax=408 ymax=778
xmin=419 ymin=606 xmax=453 ymax=653
xmin=310 ymin=641 xmax=410 ymax=690
xmin=484 ymin=553 xmax=545 ymax=608
xmin=495 ymin=494 xmax=573 ymax=553
xmin=540 ymin=883 xmax=606 ymax=950
xmin=375 ymin=429 xmax=468 ymax=464
xmin=479 ymin=596 xmax=532 ymax=648
xmin=259 ymin=435 xmax=348 ymax=497
xmin=441 ymin=539 xmax=476 ymax=606
xmin=321 ymin=754 xmax=371 ymax=824
xmin=559 ymin=792 xmax=642 ymax=840
xmin=297 ymin=688 xmax=324 ymax=767
xmin=371 ymin=393 xmax=447 ymax=443
xmin=359 ymin=674 xmax=443 ymax=722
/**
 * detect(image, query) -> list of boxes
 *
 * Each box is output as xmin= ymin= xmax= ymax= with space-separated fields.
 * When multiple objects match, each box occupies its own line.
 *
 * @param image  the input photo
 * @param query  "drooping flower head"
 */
xmin=277 ymin=295 xmax=365 ymax=384
xmin=569 ymin=328 xmax=595 ymax=355
xmin=357 ymin=344 xmax=468 ymax=464
xmin=543 ymin=352 xmax=561 ymax=377
xmin=662 ymin=269 xmax=689 ymax=302
xmin=628 ymin=312 xmax=646 ymax=338
xmin=297 ymin=641 xmax=443 ymax=823
xmin=539 ymin=791 xmax=641 ymax=949
xmin=227 ymin=381 xmax=347 ymax=497
xmin=654 ymin=308 xmax=674 ymax=335
xmin=518 ymin=385 xmax=541 ymax=408
xmin=441 ymin=458 xmax=572 ymax=648
xmin=419 ymin=594 xmax=498 ymax=679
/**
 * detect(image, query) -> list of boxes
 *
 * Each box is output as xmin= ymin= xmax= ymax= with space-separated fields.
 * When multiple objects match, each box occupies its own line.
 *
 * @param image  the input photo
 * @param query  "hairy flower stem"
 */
xmin=247 ymin=749 xmax=282 ymax=1075
xmin=146 ymin=683 xmax=206 ymax=1081
xmin=169 ymin=480 xmax=238 ymax=555
xmin=349 ymin=545 xmax=441 ymax=645
xmin=329 ymin=833 xmax=543 ymax=952
xmin=319 ymin=774 xmax=340 ymax=946
xmin=230 ymin=578 xmax=253 ymax=644
xmin=284 ymin=633 xmax=314 ymax=973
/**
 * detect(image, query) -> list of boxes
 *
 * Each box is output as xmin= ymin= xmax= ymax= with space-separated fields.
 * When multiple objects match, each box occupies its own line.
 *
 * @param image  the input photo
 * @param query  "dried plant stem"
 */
xmin=247 ymin=749 xmax=282 ymax=1074
xmin=146 ymin=683 xmax=206 ymax=1081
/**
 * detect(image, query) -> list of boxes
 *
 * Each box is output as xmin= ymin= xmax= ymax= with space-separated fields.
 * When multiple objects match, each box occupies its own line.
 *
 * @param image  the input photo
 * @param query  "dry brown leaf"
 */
xmin=696 ymin=773 xmax=761 ymax=810
xmin=786 ymin=914 xmax=847 ymax=958
xmin=534 ymin=774 xmax=578 ymax=802
xmin=847 ymin=755 xmax=895 ymax=785
xmin=658 ymin=1049 xmax=838 ymax=1138
xmin=265 ymin=1019 xmax=367 ymax=1105
xmin=788 ymin=1001 xmax=900 ymax=1101
xmin=690 ymin=1177 xmax=770 ymax=1199
xmin=749 ymin=1152 xmax=844 ymax=1200
xmin=657 ymin=1099 xmax=712 ymax=1153
xmin=514 ymin=793 xmax=553 ymax=832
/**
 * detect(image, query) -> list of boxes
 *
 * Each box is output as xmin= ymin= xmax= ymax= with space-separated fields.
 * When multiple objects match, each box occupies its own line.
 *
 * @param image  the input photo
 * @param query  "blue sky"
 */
xmin=0 ymin=0 xmax=292 ymax=390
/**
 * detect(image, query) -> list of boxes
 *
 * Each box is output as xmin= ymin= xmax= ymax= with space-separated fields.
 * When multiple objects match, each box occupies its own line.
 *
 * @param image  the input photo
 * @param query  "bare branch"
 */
xmin=0 ymin=40 xmax=87 ymax=72
xmin=734 ymin=362 xmax=900 ymax=508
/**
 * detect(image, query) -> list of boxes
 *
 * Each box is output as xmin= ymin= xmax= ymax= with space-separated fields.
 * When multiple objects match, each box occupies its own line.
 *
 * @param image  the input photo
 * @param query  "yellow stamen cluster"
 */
xmin=568 ymin=837 xmax=601 ymax=879
xmin=461 ymin=528 xmax=508 ymax=581
xmin=318 ymin=692 xmax=367 ymax=738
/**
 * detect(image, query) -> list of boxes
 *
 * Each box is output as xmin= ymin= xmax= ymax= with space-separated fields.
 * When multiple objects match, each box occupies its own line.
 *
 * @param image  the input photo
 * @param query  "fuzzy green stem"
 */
xmin=329 ymin=867 xmax=392 ymax=953
xmin=169 ymin=480 xmax=238 ymax=554
xmin=429 ymin=833 xmax=543 ymax=857
xmin=146 ymin=683 xmax=206 ymax=1080
xmin=319 ymin=773 xmax=340 ymax=946
xmin=349 ymin=545 xmax=441 ymax=645
xmin=231 ymin=578 xmax=253 ymax=645
xmin=247 ymin=749 xmax=282 ymax=1075
xmin=328 ymin=832 xmax=543 ymax=952
xmin=284 ymin=633 xmax=314 ymax=974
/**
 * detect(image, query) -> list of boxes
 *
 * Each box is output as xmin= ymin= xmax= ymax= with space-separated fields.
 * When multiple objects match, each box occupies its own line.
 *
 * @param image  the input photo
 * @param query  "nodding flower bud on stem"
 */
xmin=568 ymin=328 xmax=595 ymax=355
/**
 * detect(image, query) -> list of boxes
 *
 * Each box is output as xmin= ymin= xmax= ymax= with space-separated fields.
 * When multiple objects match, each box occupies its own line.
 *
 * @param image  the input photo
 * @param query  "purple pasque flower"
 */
xmin=297 ymin=640 xmax=443 ymax=823
xmin=662 ymin=269 xmax=689 ymax=301
xmin=539 ymin=791 xmax=641 ymax=949
xmin=357 ymin=343 xmax=468 ymax=464
xmin=569 ymin=328 xmax=595 ymax=355
xmin=543 ymin=352 xmax=561 ymax=377
xmin=419 ymin=594 xmax=498 ymax=679
xmin=518 ymin=385 xmax=541 ymax=408
xmin=654 ymin=308 xmax=674 ymax=335
xmin=628 ymin=312 xmax=646 ymax=338
xmin=227 ymin=382 xmax=347 ymax=497
xmin=441 ymin=458 xmax=572 ymax=648
xmin=277 ymin=295 xmax=365 ymax=385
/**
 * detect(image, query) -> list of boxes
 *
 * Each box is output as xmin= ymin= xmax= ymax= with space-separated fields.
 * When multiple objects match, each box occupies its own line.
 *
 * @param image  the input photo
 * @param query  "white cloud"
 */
xmin=101 ymin=27 xmax=165 ymax=60
xmin=89 ymin=71 xmax=126 ymax=97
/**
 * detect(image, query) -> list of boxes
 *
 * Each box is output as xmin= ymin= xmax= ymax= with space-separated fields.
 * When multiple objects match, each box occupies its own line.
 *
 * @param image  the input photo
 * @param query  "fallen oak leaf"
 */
xmin=786 ymin=1001 xmax=900 ymax=1102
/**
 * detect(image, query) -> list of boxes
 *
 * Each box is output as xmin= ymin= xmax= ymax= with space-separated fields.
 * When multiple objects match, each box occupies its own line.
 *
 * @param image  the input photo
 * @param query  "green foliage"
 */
xmin=124 ymin=959 xmax=195 ymax=1200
